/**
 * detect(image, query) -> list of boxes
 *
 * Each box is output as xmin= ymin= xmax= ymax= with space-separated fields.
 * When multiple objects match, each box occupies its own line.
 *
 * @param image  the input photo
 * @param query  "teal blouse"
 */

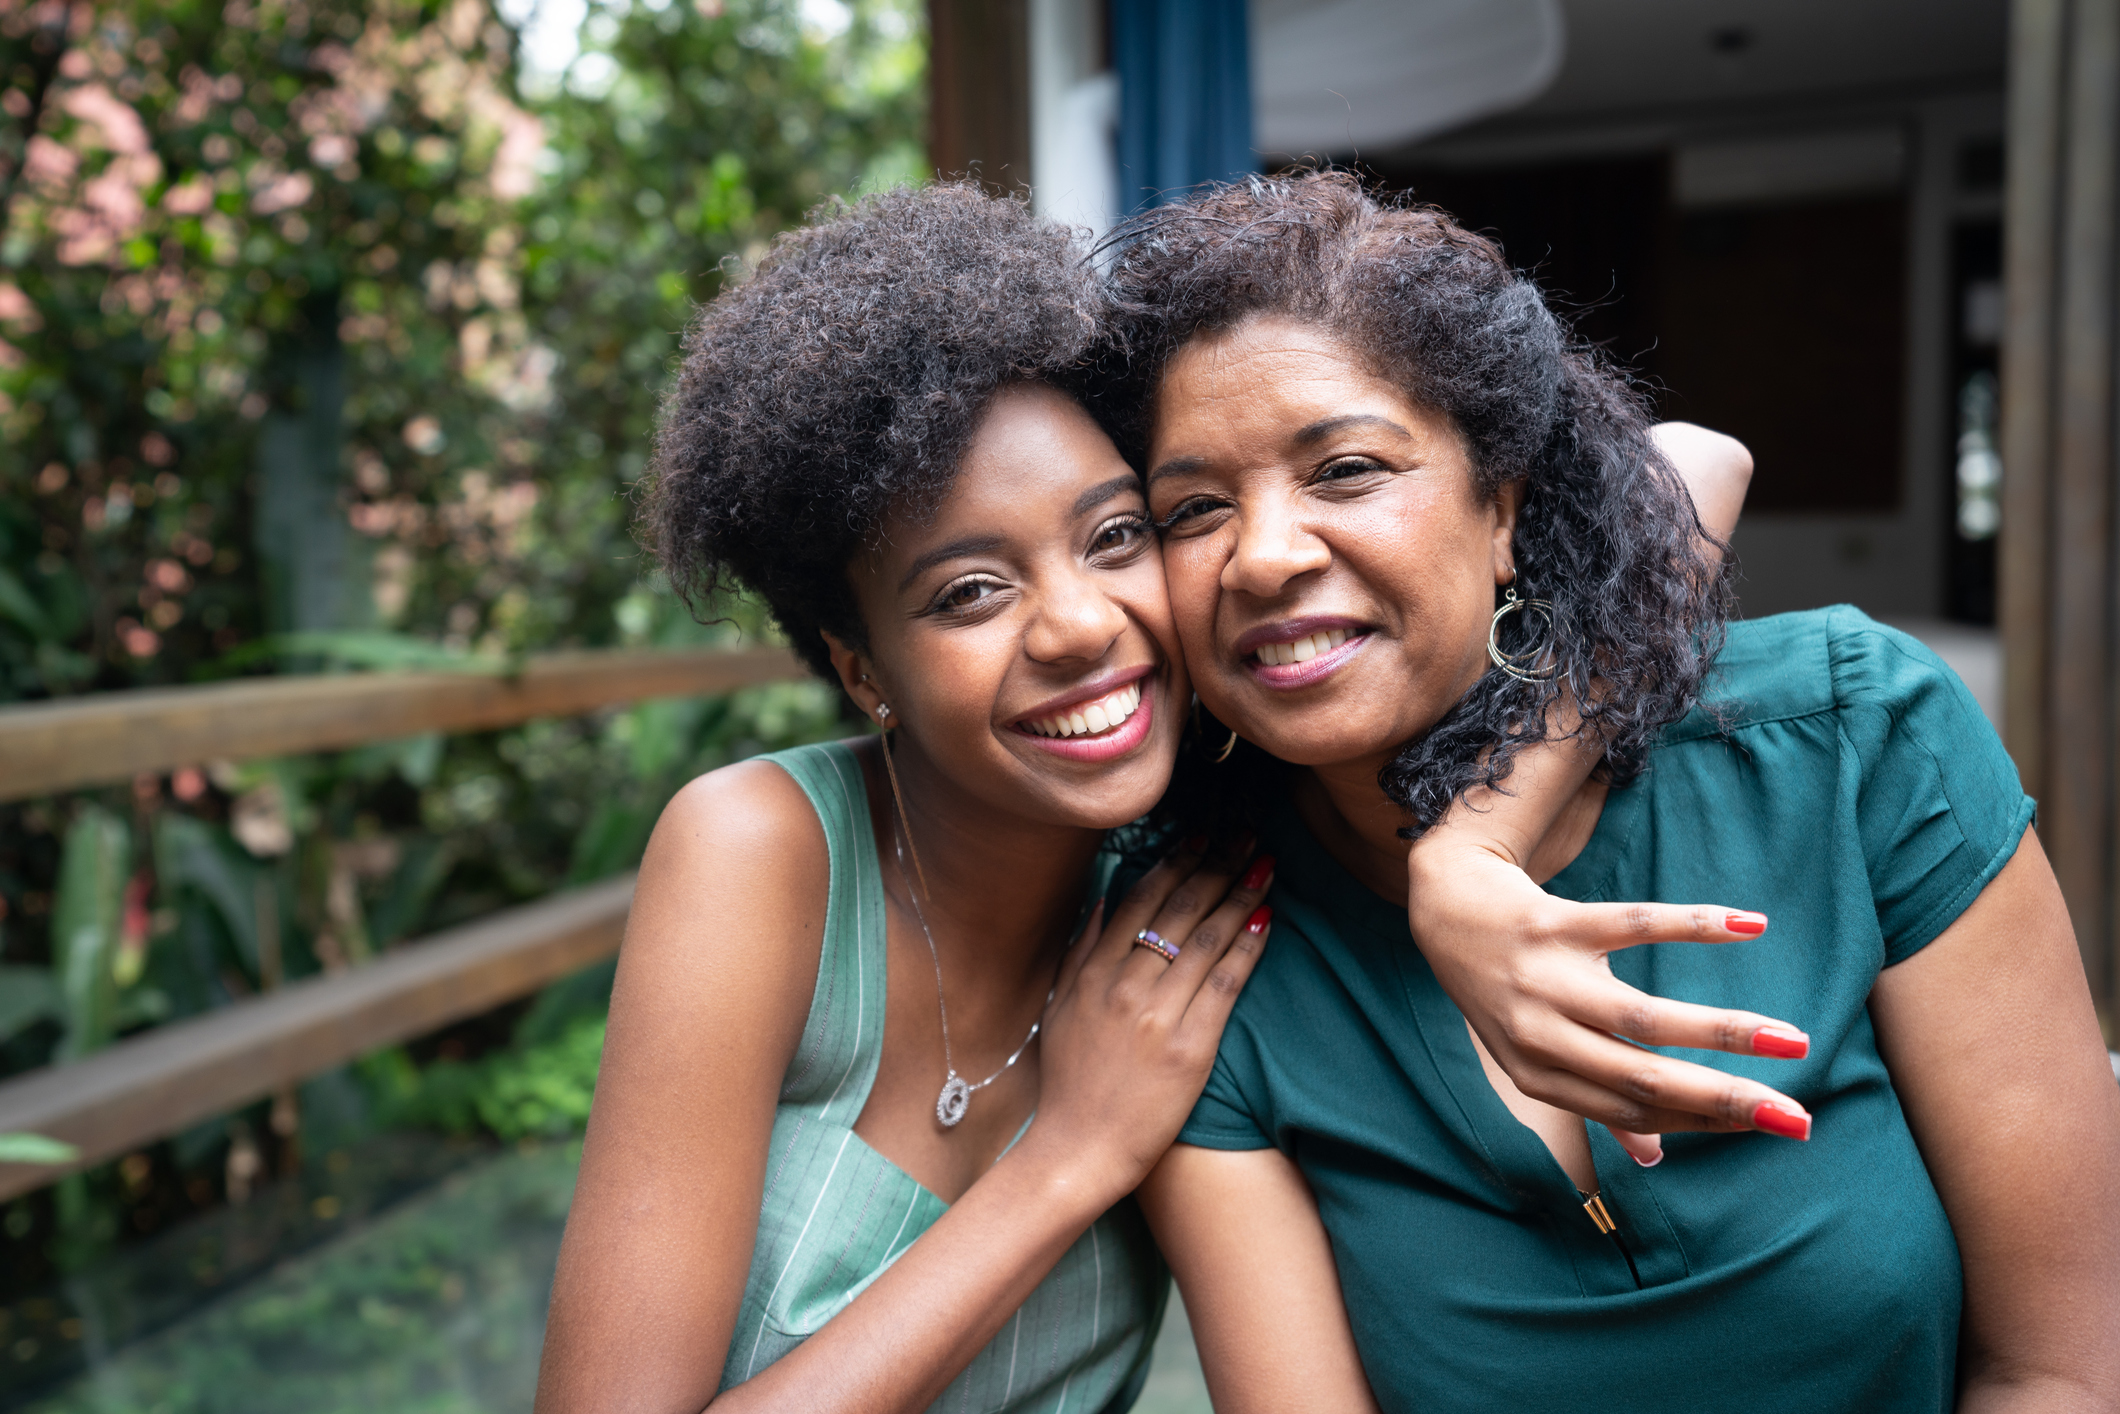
xmin=1178 ymin=608 xmax=2034 ymax=1414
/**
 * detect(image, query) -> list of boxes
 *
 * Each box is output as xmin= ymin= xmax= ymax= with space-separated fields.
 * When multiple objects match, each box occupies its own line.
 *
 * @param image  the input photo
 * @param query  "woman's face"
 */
xmin=838 ymin=383 xmax=1187 ymax=830
xmin=1146 ymin=315 xmax=1518 ymax=772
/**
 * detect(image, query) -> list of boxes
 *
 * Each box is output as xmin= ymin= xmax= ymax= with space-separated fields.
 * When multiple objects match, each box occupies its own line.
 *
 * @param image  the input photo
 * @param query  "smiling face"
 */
xmin=1147 ymin=316 xmax=1519 ymax=775
xmin=832 ymin=383 xmax=1186 ymax=830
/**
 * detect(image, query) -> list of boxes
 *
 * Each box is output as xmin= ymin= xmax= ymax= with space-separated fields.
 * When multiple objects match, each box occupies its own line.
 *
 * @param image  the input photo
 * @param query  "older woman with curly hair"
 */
xmin=533 ymin=182 xmax=1787 ymax=1414
xmin=1109 ymin=173 xmax=2120 ymax=1414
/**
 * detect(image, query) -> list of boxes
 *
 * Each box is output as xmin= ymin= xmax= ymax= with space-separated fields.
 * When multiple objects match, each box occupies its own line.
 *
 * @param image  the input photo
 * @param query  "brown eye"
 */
xmin=1092 ymin=515 xmax=1146 ymax=554
xmin=930 ymin=575 xmax=1002 ymax=614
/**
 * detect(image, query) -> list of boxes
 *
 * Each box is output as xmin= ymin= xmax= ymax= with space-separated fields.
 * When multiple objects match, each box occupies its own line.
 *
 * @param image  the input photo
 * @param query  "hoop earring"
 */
xmin=1488 ymin=587 xmax=1562 ymax=683
xmin=1214 ymin=728 xmax=1239 ymax=764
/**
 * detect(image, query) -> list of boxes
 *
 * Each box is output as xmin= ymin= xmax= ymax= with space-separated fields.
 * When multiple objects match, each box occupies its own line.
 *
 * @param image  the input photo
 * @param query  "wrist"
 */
xmin=1003 ymin=1120 xmax=1140 ymax=1218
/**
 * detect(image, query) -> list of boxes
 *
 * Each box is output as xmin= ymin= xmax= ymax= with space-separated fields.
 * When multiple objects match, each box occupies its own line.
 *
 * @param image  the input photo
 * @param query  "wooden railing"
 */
xmin=0 ymin=645 xmax=807 ymax=1201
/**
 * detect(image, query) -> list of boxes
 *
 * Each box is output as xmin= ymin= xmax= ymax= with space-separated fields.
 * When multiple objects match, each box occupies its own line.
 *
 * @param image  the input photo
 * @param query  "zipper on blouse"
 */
xmin=1577 ymin=1187 xmax=1645 ymax=1287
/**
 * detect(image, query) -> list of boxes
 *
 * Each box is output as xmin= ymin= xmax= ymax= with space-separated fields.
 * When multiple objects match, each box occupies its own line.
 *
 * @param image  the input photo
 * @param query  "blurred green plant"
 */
xmin=0 ymin=1133 xmax=80 ymax=1164
xmin=0 ymin=0 xmax=921 ymax=1284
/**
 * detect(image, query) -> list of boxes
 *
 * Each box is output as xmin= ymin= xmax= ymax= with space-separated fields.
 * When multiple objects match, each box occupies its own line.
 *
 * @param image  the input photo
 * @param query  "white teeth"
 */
xmin=1024 ymin=682 xmax=1144 ymax=739
xmin=1257 ymin=629 xmax=1354 ymax=668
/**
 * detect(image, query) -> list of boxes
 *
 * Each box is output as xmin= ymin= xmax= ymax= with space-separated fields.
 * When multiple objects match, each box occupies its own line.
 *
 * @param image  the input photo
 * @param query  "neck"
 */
xmin=1293 ymin=749 xmax=1415 ymax=905
xmin=1293 ymin=747 xmax=1612 ymax=907
xmin=866 ymin=733 xmax=1107 ymax=993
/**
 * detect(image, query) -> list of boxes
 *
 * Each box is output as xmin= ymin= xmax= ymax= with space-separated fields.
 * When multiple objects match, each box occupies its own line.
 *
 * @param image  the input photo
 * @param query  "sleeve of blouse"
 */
xmin=1829 ymin=608 xmax=2038 ymax=967
xmin=1177 ymin=1049 xmax=1274 ymax=1152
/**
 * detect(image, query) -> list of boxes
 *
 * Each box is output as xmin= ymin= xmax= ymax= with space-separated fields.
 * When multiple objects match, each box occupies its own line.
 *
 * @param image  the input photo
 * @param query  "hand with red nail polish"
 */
xmin=1410 ymin=822 xmax=1819 ymax=1148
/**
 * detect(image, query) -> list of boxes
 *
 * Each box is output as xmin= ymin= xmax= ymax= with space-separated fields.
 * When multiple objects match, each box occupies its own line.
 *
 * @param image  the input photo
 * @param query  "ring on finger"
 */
xmin=1132 ymin=929 xmax=1181 ymax=963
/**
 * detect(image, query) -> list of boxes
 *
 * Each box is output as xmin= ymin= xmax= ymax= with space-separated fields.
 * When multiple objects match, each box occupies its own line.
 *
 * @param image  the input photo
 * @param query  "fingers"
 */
xmin=1606 ymin=1127 xmax=1664 ymax=1168
xmin=1567 ymin=977 xmax=1809 ymax=1060
xmin=1157 ymin=854 xmax=1275 ymax=993
xmin=1494 ymin=1026 xmax=1813 ymax=1139
xmin=1120 ymin=840 xmax=1257 ymax=979
xmin=1179 ymin=903 xmax=1271 ymax=1039
xmin=1547 ymin=901 xmax=1772 ymax=954
xmin=1100 ymin=836 xmax=1214 ymax=955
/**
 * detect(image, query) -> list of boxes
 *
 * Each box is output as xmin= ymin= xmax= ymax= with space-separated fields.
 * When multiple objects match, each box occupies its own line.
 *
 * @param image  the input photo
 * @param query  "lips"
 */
xmin=1009 ymin=667 xmax=1160 ymax=764
xmin=1235 ymin=618 xmax=1372 ymax=690
xmin=1253 ymin=626 xmax=1351 ymax=667
xmin=1020 ymin=681 xmax=1144 ymax=739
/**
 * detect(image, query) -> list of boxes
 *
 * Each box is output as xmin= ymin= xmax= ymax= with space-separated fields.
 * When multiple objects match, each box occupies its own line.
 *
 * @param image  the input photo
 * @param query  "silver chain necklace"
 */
xmin=891 ymin=826 xmax=1043 ymax=1127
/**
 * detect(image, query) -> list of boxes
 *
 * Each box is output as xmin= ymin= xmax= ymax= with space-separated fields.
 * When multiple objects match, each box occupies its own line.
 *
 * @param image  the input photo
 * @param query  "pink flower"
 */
xmin=22 ymin=135 xmax=78 ymax=189
xmin=251 ymin=169 xmax=314 ymax=215
xmin=60 ymin=84 xmax=152 ymax=156
xmin=163 ymin=178 xmax=215 ymax=216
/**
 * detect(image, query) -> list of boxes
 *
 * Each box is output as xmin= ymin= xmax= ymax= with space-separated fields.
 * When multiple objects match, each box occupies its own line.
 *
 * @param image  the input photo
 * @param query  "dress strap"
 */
xmin=758 ymin=740 xmax=889 ymax=1127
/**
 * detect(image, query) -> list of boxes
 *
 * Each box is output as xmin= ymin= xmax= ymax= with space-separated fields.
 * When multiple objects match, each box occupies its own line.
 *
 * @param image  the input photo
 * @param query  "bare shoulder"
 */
xmin=611 ymin=754 xmax=838 ymax=1080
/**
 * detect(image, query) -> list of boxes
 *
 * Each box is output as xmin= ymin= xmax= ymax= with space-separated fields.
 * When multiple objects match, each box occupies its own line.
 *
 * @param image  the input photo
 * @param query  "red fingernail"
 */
xmin=1245 ymin=904 xmax=1273 ymax=934
xmin=1750 ymin=1101 xmax=1811 ymax=1140
xmin=1178 ymin=834 xmax=1208 ymax=854
xmin=1725 ymin=911 xmax=1768 ymax=936
xmin=1241 ymin=856 xmax=1276 ymax=890
xmin=1751 ymin=1025 xmax=1809 ymax=1059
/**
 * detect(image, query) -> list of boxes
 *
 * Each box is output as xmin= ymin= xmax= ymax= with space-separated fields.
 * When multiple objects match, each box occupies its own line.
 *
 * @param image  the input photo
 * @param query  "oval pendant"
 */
xmin=936 ymin=1074 xmax=971 ymax=1127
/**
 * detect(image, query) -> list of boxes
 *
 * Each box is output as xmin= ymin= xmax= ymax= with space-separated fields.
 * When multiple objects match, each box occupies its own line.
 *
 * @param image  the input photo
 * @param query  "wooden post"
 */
xmin=2001 ymin=0 xmax=2065 ymax=795
xmin=2001 ymin=0 xmax=2120 ymax=1029
xmin=928 ymin=0 xmax=1032 ymax=192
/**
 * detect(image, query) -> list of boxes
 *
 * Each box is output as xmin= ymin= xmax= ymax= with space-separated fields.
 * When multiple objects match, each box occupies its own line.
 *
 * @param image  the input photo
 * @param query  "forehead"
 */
xmin=1156 ymin=318 xmax=1405 ymax=424
xmin=1151 ymin=316 xmax=1441 ymax=452
xmin=870 ymin=383 xmax=1136 ymax=567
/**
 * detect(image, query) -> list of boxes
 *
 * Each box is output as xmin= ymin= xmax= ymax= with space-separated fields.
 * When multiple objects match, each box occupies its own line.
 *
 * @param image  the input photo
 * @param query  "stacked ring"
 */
xmin=1132 ymin=928 xmax=1181 ymax=962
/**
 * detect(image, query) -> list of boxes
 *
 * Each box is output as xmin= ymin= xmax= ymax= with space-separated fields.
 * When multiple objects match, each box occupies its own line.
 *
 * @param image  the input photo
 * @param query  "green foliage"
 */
xmin=0 ymin=1132 xmax=79 ymax=1165
xmin=50 ymin=805 xmax=131 ymax=1061
xmin=0 ymin=0 xmax=912 ymax=1058
xmin=388 ymin=1014 xmax=606 ymax=1143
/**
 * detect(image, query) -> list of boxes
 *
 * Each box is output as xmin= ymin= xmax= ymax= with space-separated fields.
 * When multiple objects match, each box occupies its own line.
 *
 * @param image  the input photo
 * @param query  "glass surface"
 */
xmin=10 ymin=1140 xmax=1218 ymax=1414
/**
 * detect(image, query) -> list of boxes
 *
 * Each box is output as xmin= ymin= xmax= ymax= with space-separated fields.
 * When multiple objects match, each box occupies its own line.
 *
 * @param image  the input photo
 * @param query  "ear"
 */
xmin=1489 ymin=478 xmax=1525 ymax=587
xmin=822 ymin=630 xmax=889 ymax=726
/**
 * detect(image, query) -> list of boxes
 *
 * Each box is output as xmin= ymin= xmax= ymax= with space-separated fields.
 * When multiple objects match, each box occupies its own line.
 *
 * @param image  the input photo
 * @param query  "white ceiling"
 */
xmin=1249 ymin=0 xmax=2008 ymax=156
xmin=1521 ymin=0 xmax=2006 ymax=121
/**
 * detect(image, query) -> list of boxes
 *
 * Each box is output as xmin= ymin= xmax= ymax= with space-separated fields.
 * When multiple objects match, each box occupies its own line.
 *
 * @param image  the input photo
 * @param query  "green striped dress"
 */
xmin=719 ymin=741 xmax=1168 ymax=1413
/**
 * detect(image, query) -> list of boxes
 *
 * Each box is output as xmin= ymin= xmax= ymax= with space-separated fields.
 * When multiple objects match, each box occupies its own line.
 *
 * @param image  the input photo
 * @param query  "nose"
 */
xmin=1023 ymin=564 xmax=1130 ymax=664
xmin=1222 ymin=497 xmax=1331 ymax=600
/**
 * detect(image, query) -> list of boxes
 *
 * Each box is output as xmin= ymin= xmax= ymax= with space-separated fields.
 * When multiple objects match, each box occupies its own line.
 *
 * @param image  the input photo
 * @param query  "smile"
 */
xmin=1238 ymin=620 xmax=1372 ymax=689
xmin=1020 ymin=681 xmax=1144 ymax=739
xmin=1011 ymin=671 xmax=1158 ymax=763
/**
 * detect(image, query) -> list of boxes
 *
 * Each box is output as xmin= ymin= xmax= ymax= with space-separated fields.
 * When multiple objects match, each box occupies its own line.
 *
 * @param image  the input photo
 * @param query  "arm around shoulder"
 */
xmin=536 ymin=759 xmax=831 ymax=1414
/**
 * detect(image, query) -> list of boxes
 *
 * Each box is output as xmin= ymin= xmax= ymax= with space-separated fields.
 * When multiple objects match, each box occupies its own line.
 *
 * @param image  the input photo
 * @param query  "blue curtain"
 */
xmin=1112 ymin=0 xmax=1256 ymax=213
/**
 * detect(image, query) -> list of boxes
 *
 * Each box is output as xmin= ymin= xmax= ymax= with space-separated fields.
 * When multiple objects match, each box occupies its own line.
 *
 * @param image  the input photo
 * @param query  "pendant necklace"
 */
xmin=891 ymin=826 xmax=1044 ymax=1127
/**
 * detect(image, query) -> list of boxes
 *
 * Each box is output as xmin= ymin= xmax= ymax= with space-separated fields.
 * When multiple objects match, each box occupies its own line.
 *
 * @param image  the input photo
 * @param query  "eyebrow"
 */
xmin=1144 ymin=455 xmax=1210 ymax=488
xmin=1146 ymin=414 xmax=1415 ymax=485
xmin=897 ymin=534 xmax=1008 ymax=592
xmin=1072 ymin=473 xmax=1144 ymax=517
xmin=1293 ymin=413 xmax=1412 ymax=446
